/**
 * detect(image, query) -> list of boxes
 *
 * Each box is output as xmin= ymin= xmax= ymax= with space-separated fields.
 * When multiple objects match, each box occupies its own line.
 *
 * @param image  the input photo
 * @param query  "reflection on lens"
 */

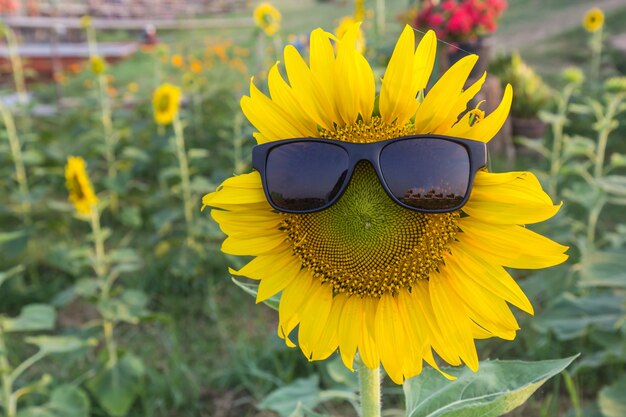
xmin=266 ymin=141 xmax=349 ymax=211
xmin=380 ymin=138 xmax=470 ymax=210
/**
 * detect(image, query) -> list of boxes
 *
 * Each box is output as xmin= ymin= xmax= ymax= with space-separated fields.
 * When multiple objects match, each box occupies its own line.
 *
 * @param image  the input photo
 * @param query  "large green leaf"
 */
xmin=98 ymin=289 xmax=150 ymax=324
xmin=231 ymin=277 xmax=280 ymax=311
xmin=404 ymin=356 xmax=577 ymax=417
xmin=87 ymin=352 xmax=145 ymax=417
xmin=598 ymin=374 xmax=626 ymax=417
xmin=534 ymin=293 xmax=625 ymax=340
xmin=26 ymin=335 xmax=94 ymax=354
xmin=1 ymin=304 xmax=55 ymax=333
xmin=16 ymin=385 xmax=90 ymax=417
xmin=579 ymin=250 xmax=626 ymax=288
xmin=258 ymin=376 xmax=322 ymax=417
xmin=0 ymin=265 xmax=24 ymax=289
xmin=597 ymin=176 xmax=626 ymax=197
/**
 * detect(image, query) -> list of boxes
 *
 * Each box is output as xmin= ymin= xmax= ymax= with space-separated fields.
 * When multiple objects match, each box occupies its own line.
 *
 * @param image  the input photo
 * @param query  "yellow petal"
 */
xmin=375 ymin=294 xmax=408 ymax=384
xmin=358 ymin=296 xmax=380 ymax=369
xmin=338 ymin=295 xmax=362 ymax=371
xmin=278 ymin=270 xmax=314 ymax=347
xmin=434 ymin=71 xmax=486 ymax=134
xmin=464 ymin=171 xmax=561 ymax=224
xmin=429 ymin=269 xmax=479 ymax=371
xmin=458 ymin=218 xmax=569 ymax=269
xmin=256 ymin=257 xmax=301 ymax=302
xmin=452 ymin=240 xmax=534 ymax=314
xmin=412 ymin=30 xmax=437 ymax=98
xmin=414 ymin=54 xmax=478 ymax=134
xmin=221 ymin=234 xmax=287 ymax=256
xmin=448 ymin=84 xmax=513 ymax=142
xmin=298 ymin=281 xmax=333 ymax=360
xmin=334 ymin=22 xmax=375 ymax=125
xmin=380 ymin=25 xmax=419 ymax=125
xmin=313 ymin=294 xmax=347 ymax=361
xmin=229 ymin=247 xmax=295 ymax=280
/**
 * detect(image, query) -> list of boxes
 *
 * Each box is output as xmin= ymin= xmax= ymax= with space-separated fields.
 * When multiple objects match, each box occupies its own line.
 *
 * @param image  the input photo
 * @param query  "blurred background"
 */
xmin=1 ymin=0 xmax=626 ymax=416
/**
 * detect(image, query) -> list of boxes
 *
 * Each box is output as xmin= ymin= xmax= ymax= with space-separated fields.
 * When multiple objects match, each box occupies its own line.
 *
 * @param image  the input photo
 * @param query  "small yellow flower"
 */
xmin=127 ymin=82 xmax=139 ymax=93
xmin=171 ymin=54 xmax=184 ymax=68
xmin=152 ymin=83 xmax=182 ymax=126
xmin=80 ymin=15 xmax=92 ymax=29
xmin=355 ymin=0 xmax=365 ymax=21
xmin=335 ymin=16 xmax=366 ymax=54
xmin=190 ymin=59 xmax=203 ymax=74
xmin=562 ymin=67 xmax=585 ymax=85
xmin=90 ymin=56 xmax=106 ymax=74
xmin=583 ymin=7 xmax=604 ymax=32
xmin=65 ymin=156 xmax=98 ymax=216
xmin=254 ymin=3 xmax=281 ymax=36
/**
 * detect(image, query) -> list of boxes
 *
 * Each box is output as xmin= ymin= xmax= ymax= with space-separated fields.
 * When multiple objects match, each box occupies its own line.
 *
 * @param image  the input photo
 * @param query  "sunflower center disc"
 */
xmin=281 ymin=118 xmax=460 ymax=297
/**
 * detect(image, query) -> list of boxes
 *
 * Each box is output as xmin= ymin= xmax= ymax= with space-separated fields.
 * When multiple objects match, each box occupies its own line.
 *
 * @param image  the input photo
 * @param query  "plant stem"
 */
xmin=233 ymin=113 xmax=244 ymax=174
xmin=376 ymin=0 xmax=386 ymax=35
xmin=590 ymin=28 xmax=602 ymax=83
xmin=548 ymin=85 xmax=573 ymax=199
xmin=0 ymin=329 xmax=15 ymax=417
xmin=0 ymin=102 xmax=31 ymax=224
xmin=90 ymin=208 xmax=118 ymax=365
xmin=3 ymin=28 xmax=28 ymax=104
xmin=593 ymin=96 xmax=620 ymax=179
xmin=357 ymin=358 xmax=381 ymax=417
xmin=173 ymin=114 xmax=194 ymax=246
xmin=586 ymin=196 xmax=606 ymax=248
xmin=97 ymin=73 xmax=119 ymax=214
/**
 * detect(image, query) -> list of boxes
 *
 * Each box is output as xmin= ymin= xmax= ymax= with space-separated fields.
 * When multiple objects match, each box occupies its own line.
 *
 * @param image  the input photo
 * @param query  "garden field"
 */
xmin=1 ymin=0 xmax=626 ymax=416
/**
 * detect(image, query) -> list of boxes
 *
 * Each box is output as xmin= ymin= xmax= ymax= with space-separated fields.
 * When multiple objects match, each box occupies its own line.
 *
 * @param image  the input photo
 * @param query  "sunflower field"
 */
xmin=1 ymin=0 xmax=626 ymax=416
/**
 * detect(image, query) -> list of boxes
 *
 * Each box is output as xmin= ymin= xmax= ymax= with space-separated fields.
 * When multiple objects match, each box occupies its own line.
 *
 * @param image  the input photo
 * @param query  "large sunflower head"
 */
xmin=65 ymin=156 xmax=98 ymax=216
xmin=152 ymin=83 xmax=182 ymax=126
xmin=253 ymin=2 xmax=281 ymax=37
xmin=203 ymin=24 xmax=568 ymax=384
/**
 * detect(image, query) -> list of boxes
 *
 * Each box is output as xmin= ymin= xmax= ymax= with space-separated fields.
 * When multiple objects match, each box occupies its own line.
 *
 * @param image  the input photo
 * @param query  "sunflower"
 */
xmin=90 ymin=55 xmax=106 ymax=75
xmin=65 ymin=156 xmax=98 ymax=216
xmin=254 ymin=3 xmax=281 ymax=36
xmin=583 ymin=7 xmax=604 ymax=33
xmin=152 ymin=83 xmax=182 ymax=126
xmin=202 ymin=24 xmax=568 ymax=384
xmin=171 ymin=54 xmax=184 ymax=68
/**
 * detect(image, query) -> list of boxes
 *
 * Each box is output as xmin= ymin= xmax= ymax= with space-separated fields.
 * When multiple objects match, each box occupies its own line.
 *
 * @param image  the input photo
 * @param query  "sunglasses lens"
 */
xmin=380 ymin=138 xmax=470 ymax=211
xmin=266 ymin=141 xmax=349 ymax=212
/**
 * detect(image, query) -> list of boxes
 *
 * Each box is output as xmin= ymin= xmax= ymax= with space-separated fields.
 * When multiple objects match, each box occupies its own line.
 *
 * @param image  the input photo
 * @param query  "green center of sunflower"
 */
xmin=281 ymin=118 xmax=460 ymax=297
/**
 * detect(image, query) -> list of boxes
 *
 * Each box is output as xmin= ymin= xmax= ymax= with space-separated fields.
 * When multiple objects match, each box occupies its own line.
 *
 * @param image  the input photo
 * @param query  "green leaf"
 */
xmin=87 ymin=352 xmax=145 ymax=417
xmin=288 ymin=403 xmax=329 ymax=417
xmin=404 ymin=356 xmax=577 ymax=417
xmin=231 ymin=277 xmax=280 ymax=311
xmin=326 ymin=357 xmax=358 ymax=389
xmin=534 ymin=293 xmax=625 ymax=340
xmin=579 ymin=250 xmax=626 ymax=288
xmin=25 ymin=335 xmax=94 ymax=354
xmin=0 ymin=265 xmax=24 ymax=289
xmin=259 ymin=376 xmax=321 ymax=417
xmin=598 ymin=374 xmax=626 ymax=417
xmin=98 ymin=289 xmax=150 ymax=324
xmin=16 ymin=385 xmax=90 ymax=417
xmin=1 ymin=304 xmax=55 ymax=333
xmin=596 ymin=176 xmax=626 ymax=197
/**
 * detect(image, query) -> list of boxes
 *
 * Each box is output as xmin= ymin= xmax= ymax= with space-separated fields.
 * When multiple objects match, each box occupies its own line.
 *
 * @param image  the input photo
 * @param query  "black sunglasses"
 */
xmin=252 ymin=135 xmax=487 ymax=214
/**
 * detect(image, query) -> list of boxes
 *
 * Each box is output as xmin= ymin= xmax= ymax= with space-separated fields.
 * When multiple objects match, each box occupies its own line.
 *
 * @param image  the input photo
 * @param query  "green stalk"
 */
xmin=548 ymin=84 xmax=574 ymax=199
xmin=0 ymin=328 xmax=15 ymax=417
xmin=376 ymin=0 xmax=386 ymax=35
xmin=0 ymin=102 xmax=31 ymax=224
xmin=233 ymin=113 xmax=245 ymax=174
xmin=3 ymin=28 xmax=27 ymax=104
xmin=97 ymin=73 xmax=119 ymax=213
xmin=357 ymin=358 xmax=381 ymax=417
xmin=590 ymin=28 xmax=603 ymax=83
xmin=593 ymin=95 xmax=620 ymax=179
xmin=90 ymin=208 xmax=117 ymax=365
xmin=172 ymin=114 xmax=194 ymax=246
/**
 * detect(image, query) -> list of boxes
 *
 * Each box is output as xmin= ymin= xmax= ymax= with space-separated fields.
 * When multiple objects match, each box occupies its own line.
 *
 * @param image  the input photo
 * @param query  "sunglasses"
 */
xmin=252 ymin=135 xmax=487 ymax=214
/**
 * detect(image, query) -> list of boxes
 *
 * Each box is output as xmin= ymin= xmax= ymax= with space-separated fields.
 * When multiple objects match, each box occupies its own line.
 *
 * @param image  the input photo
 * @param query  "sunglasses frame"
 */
xmin=252 ymin=134 xmax=488 ymax=214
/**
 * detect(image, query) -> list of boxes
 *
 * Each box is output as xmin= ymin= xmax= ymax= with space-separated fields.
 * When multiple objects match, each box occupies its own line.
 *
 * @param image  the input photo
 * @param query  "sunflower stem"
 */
xmin=3 ymin=27 xmax=28 ymax=105
xmin=173 ymin=114 xmax=195 ymax=246
xmin=357 ymin=358 xmax=381 ymax=417
xmin=0 ymin=101 xmax=31 ymax=225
